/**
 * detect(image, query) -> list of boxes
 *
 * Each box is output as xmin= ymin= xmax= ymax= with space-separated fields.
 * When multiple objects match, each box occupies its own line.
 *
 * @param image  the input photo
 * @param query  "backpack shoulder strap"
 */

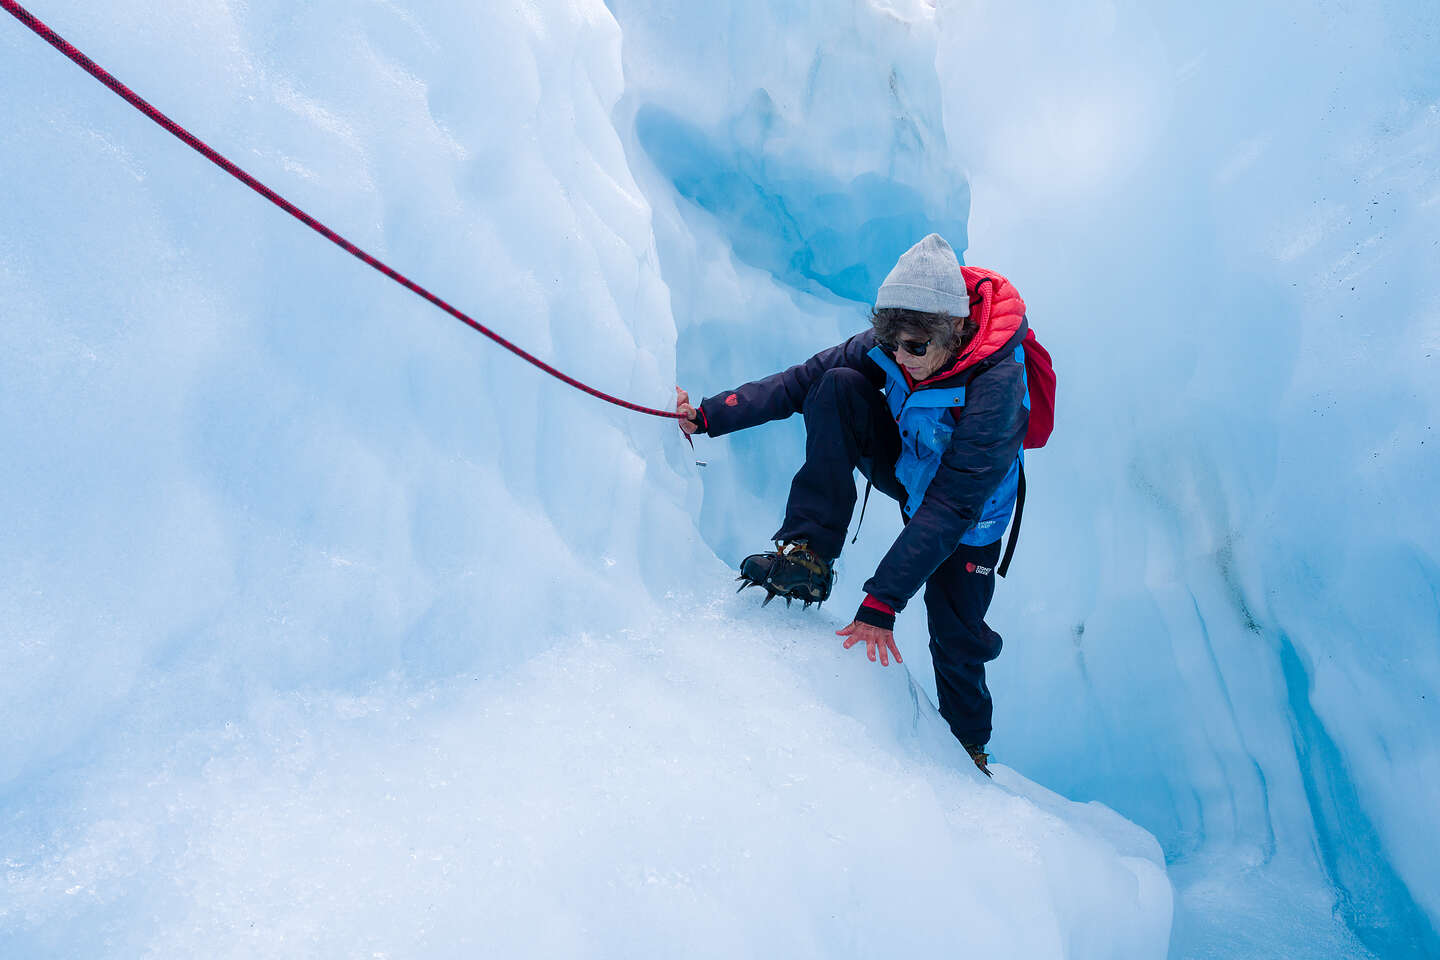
xmin=997 ymin=461 xmax=1025 ymax=578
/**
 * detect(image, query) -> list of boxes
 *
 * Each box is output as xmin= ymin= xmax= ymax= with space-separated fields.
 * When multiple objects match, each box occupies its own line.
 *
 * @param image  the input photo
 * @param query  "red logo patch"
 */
xmin=725 ymin=393 xmax=739 ymax=406
xmin=966 ymin=562 xmax=977 ymax=573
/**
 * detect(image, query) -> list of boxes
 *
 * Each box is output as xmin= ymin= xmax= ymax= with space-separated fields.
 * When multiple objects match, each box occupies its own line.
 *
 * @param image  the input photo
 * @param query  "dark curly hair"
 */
xmin=869 ymin=307 xmax=978 ymax=357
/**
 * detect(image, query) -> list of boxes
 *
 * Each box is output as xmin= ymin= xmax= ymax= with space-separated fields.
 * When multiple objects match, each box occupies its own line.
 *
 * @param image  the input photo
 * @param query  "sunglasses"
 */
xmin=877 ymin=336 xmax=933 ymax=357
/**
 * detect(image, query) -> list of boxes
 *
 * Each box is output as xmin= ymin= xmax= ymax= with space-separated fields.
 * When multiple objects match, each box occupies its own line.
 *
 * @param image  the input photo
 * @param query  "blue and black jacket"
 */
xmin=698 ymin=268 xmax=1032 ymax=617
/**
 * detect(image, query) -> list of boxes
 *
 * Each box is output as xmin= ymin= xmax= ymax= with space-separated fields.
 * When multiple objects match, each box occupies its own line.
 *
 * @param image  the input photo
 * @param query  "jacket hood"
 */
xmin=910 ymin=266 xmax=1027 ymax=387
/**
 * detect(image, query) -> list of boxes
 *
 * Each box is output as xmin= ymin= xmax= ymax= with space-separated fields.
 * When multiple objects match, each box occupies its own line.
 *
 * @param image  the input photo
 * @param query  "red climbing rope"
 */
xmin=2 ymin=0 xmax=683 ymax=421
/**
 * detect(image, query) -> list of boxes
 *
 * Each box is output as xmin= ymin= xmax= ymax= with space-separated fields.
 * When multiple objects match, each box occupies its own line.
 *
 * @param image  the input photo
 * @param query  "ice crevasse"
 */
xmin=0 ymin=1 xmax=1171 ymax=956
xmin=2 ymin=0 xmax=1436 ymax=957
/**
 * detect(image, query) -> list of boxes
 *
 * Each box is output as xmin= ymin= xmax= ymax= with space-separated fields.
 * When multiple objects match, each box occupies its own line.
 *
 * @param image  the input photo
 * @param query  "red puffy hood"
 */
xmin=913 ymin=266 xmax=1026 ymax=386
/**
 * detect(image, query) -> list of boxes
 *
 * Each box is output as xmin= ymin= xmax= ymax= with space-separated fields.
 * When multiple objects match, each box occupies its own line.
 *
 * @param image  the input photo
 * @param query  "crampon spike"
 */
xmin=761 ymin=590 xmax=778 ymax=607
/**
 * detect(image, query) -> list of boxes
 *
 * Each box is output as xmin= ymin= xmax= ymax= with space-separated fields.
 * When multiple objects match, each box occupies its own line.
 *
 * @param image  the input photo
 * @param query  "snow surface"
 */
xmin=0 ymin=0 xmax=1434 ymax=957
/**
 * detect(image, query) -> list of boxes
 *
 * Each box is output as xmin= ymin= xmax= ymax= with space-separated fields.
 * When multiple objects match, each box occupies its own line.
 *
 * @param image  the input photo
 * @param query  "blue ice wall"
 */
xmin=1277 ymin=631 xmax=1439 ymax=956
xmin=636 ymin=102 xmax=969 ymax=304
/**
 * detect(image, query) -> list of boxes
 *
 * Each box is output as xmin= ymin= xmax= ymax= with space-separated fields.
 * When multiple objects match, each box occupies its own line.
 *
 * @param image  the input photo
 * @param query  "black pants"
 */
xmin=774 ymin=367 xmax=1005 ymax=746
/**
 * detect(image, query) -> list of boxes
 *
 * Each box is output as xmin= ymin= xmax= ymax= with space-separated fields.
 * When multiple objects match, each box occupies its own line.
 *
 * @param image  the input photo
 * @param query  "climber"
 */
xmin=676 ymin=234 xmax=1054 ymax=775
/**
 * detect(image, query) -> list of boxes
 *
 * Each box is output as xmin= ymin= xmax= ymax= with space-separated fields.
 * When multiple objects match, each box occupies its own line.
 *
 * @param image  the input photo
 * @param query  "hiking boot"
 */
xmin=736 ymin=540 xmax=836 ymax=609
xmin=962 ymin=741 xmax=992 ymax=778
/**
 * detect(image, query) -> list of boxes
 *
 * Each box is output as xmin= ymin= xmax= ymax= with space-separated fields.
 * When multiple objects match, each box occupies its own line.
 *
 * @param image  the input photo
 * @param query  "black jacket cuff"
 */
xmin=854 ymin=603 xmax=896 ymax=631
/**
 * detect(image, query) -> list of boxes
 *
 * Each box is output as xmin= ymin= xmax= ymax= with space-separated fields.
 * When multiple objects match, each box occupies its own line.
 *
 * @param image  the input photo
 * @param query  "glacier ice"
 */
xmin=1 ymin=0 xmax=1170 ymax=957
xmin=1 ymin=599 xmax=1172 ymax=957
xmin=1 ymin=0 xmax=1436 ymax=957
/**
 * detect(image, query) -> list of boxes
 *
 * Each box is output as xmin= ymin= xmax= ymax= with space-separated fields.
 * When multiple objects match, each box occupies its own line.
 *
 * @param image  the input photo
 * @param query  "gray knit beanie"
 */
xmin=875 ymin=234 xmax=970 ymax=317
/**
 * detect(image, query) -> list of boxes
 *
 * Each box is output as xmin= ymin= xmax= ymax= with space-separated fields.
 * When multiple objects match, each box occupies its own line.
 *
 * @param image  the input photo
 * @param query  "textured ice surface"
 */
xmin=2 ymin=588 xmax=1170 ymax=958
xmin=1 ymin=1 xmax=1171 ymax=957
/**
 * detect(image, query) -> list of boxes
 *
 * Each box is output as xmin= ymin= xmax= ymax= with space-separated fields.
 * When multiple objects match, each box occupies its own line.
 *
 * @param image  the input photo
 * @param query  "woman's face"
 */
xmin=892 ymin=328 xmax=953 ymax=381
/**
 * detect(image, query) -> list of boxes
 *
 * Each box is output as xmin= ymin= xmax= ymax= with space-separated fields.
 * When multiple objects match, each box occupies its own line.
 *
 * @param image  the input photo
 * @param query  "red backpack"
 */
xmin=996 ymin=324 xmax=1055 ymax=577
xmin=1021 ymin=328 xmax=1056 ymax=449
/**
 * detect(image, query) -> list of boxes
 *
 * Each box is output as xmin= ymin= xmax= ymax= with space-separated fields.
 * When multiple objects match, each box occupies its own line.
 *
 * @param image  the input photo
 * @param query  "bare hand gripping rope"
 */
xmin=2 ymin=0 xmax=684 ymax=421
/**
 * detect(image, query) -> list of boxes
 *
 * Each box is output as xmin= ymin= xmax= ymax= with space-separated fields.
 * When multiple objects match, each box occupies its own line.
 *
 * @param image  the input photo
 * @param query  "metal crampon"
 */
xmin=734 ymin=540 xmax=835 ymax=610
